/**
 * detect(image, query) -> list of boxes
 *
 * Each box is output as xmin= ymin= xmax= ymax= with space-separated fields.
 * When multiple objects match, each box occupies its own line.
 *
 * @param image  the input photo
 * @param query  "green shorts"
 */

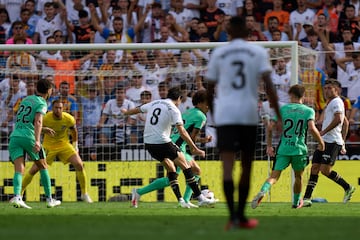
xmin=9 ymin=136 xmax=46 ymax=162
xmin=273 ymin=154 xmax=309 ymax=171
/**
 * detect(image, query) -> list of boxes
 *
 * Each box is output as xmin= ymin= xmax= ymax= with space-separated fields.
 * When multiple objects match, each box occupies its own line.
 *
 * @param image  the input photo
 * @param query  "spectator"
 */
xmin=289 ymin=0 xmax=316 ymax=41
xmin=335 ymin=51 xmax=360 ymax=103
xmin=97 ymin=84 xmax=136 ymax=144
xmin=37 ymin=49 xmax=93 ymax=95
xmin=78 ymin=84 xmax=103 ymax=146
xmin=169 ymin=0 xmax=195 ymax=30
xmin=201 ymin=0 xmax=225 ymax=36
xmin=316 ymin=0 xmax=340 ymax=35
xmin=183 ymin=0 xmax=207 ymax=18
xmin=245 ymin=14 xmax=267 ymax=41
xmin=0 ymin=7 xmax=11 ymax=40
xmin=36 ymin=36 xmax=62 ymax=78
xmin=263 ymin=16 xmax=290 ymax=41
xmin=25 ymin=0 xmax=41 ymax=29
xmin=337 ymin=4 xmax=360 ymax=42
xmin=126 ymin=73 xmax=148 ymax=106
xmin=130 ymin=90 xmax=152 ymax=144
xmin=6 ymin=21 xmax=33 ymax=44
xmin=48 ymin=81 xmax=79 ymax=120
xmin=242 ymin=0 xmax=263 ymax=23
xmin=0 ymin=0 xmax=24 ymax=23
xmin=33 ymin=1 xmax=65 ymax=44
xmin=216 ymin=0 xmax=243 ymax=16
xmin=263 ymin=0 xmax=290 ymax=32
xmin=163 ymin=14 xmax=189 ymax=42
xmin=65 ymin=9 xmax=96 ymax=44
xmin=270 ymin=57 xmax=291 ymax=104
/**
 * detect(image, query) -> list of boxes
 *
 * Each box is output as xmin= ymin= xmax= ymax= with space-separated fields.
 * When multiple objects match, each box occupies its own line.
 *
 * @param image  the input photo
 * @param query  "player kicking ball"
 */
xmin=251 ymin=85 xmax=325 ymax=209
xmin=131 ymin=90 xmax=214 ymax=208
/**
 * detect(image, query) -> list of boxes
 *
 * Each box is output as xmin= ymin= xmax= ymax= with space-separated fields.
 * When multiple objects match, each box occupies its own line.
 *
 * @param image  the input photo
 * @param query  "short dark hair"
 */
xmin=167 ymin=86 xmax=182 ymax=100
xmin=192 ymin=90 xmax=207 ymax=106
xmin=288 ymin=84 xmax=305 ymax=99
xmin=324 ymin=78 xmax=340 ymax=87
xmin=37 ymin=78 xmax=52 ymax=94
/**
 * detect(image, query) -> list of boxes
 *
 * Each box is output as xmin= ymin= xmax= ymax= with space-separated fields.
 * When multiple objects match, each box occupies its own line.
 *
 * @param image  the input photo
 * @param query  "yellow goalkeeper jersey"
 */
xmin=43 ymin=112 xmax=75 ymax=149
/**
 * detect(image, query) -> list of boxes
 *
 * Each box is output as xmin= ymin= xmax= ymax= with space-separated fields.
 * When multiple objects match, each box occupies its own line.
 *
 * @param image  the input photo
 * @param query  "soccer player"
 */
xmin=22 ymin=100 xmax=93 ymax=203
xmin=205 ymin=16 xmax=281 ymax=230
xmin=122 ymin=87 xmax=215 ymax=208
xmin=131 ymin=90 xmax=212 ymax=208
xmin=9 ymin=78 xmax=61 ymax=209
xmin=251 ymin=84 xmax=325 ymax=209
xmin=303 ymin=79 xmax=355 ymax=207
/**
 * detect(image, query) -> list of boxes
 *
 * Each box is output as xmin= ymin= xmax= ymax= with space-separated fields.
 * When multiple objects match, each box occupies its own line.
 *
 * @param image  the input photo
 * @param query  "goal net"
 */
xmin=0 ymin=42 xmax=319 ymax=203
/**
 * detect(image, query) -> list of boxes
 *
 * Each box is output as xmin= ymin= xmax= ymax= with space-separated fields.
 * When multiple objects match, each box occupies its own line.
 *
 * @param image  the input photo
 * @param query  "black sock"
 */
xmin=304 ymin=174 xmax=319 ymax=199
xmin=327 ymin=171 xmax=350 ymax=191
xmin=237 ymin=184 xmax=250 ymax=222
xmin=183 ymin=168 xmax=201 ymax=197
xmin=223 ymin=180 xmax=235 ymax=221
xmin=168 ymin=172 xmax=181 ymax=200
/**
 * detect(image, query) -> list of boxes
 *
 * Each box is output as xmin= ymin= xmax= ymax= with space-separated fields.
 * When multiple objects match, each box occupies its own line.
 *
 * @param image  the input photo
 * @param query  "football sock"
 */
xmin=76 ymin=170 xmax=88 ymax=194
xmin=327 ymin=171 xmax=350 ymax=191
xmin=13 ymin=172 xmax=23 ymax=196
xmin=137 ymin=177 xmax=169 ymax=195
xmin=168 ymin=172 xmax=182 ymax=200
xmin=40 ymin=169 xmax=52 ymax=198
xmin=183 ymin=175 xmax=200 ymax=202
xmin=260 ymin=181 xmax=272 ymax=193
xmin=304 ymin=174 xmax=318 ymax=199
xmin=293 ymin=193 xmax=301 ymax=206
xmin=237 ymin=184 xmax=250 ymax=222
xmin=21 ymin=172 xmax=34 ymax=195
xmin=223 ymin=180 xmax=235 ymax=221
xmin=183 ymin=168 xmax=201 ymax=198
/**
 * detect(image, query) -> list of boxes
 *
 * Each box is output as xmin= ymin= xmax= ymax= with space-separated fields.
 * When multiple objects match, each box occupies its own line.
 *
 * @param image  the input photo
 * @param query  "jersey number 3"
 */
xmin=232 ymin=61 xmax=245 ymax=89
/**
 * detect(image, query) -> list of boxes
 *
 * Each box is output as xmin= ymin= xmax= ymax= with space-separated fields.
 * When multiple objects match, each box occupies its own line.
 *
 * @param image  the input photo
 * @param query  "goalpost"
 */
xmin=0 ymin=41 xmax=318 ymax=203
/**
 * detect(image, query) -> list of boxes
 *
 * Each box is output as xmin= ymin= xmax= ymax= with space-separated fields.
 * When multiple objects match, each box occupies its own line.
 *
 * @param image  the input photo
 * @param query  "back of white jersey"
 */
xmin=140 ymin=99 xmax=183 ymax=144
xmin=206 ymin=39 xmax=272 ymax=126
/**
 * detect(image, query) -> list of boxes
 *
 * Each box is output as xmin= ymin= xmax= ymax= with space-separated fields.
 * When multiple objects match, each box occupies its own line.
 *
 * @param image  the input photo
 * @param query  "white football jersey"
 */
xmin=206 ymin=39 xmax=272 ymax=126
xmin=322 ymin=97 xmax=345 ymax=145
xmin=140 ymin=99 xmax=183 ymax=144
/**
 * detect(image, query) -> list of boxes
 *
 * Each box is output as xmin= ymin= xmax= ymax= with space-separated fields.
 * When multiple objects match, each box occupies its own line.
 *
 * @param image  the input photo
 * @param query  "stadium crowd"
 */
xmin=0 ymin=0 xmax=359 ymax=152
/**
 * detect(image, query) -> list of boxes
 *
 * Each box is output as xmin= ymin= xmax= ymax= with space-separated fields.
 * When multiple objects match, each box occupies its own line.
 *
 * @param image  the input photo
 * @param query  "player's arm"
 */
xmin=308 ymin=119 xmax=325 ymax=151
xmin=34 ymin=112 xmax=43 ymax=153
xmin=190 ymin=128 xmax=212 ymax=144
xmin=121 ymin=106 xmax=141 ymax=116
xmin=176 ymin=124 xmax=205 ymax=158
xmin=320 ymin=112 xmax=342 ymax=136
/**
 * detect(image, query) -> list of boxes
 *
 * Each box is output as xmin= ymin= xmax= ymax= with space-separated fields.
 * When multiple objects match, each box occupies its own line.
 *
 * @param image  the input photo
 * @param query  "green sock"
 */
xmin=183 ymin=175 xmax=200 ymax=202
xmin=13 ymin=172 xmax=23 ymax=196
xmin=137 ymin=177 xmax=170 ymax=196
xmin=260 ymin=181 xmax=272 ymax=193
xmin=40 ymin=169 xmax=52 ymax=198
xmin=293 ymin=193 xmax=301 ymax=206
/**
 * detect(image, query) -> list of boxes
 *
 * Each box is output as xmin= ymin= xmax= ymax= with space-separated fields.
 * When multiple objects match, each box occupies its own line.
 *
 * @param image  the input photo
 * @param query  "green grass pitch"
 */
xmin=0 ymin=202 xmax=359 ymax=240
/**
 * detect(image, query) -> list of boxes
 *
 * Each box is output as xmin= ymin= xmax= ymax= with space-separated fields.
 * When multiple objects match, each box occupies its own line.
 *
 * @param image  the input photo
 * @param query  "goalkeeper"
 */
xmin=22 ymin=100 xmax=93 ymax=203
xmin=131 ymin=90 xmax=212 ymax=208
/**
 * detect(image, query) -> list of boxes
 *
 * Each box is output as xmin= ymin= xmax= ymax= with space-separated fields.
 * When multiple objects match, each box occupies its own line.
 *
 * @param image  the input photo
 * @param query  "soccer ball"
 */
xmin=201 ymin=189 xmax=218 ymax=203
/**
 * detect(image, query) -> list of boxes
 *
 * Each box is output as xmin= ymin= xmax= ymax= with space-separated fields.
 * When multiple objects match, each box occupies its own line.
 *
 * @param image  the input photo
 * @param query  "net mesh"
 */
xmin=0 ymin=42 xmax=320 ymax=202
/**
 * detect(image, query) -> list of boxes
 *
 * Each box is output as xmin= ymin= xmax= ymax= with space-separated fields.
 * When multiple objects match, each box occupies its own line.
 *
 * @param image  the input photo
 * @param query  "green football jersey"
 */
xmin=171 ymin=107 xmax=207 ymax=149
xmin=275 ymin=103 xmax=315 ymax=156
xmin=10 ymin=95 xmax=48 ymax=140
